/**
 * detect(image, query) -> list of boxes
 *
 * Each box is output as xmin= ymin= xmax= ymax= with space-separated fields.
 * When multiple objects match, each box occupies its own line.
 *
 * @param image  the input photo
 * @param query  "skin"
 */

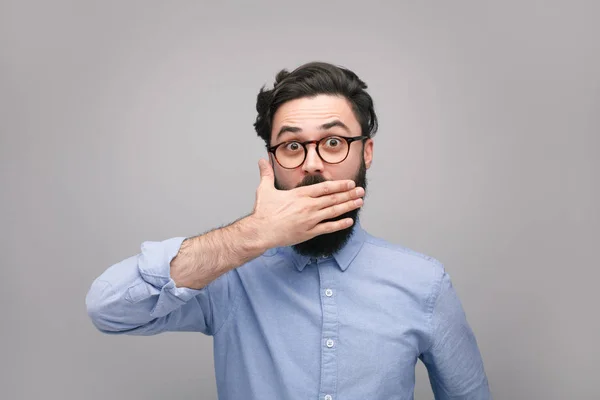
xmin=269 ymin=94 xmax=373 ymax=190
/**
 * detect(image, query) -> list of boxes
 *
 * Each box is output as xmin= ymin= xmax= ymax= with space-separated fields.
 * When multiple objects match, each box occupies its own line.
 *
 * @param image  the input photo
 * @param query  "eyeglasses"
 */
xmin=267 ymin=135 xmax=368 ymax=169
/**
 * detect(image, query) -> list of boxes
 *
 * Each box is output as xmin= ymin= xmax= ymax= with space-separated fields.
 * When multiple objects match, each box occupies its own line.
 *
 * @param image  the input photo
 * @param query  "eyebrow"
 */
xmin=275 ymin=120 xmax=351 ymax=141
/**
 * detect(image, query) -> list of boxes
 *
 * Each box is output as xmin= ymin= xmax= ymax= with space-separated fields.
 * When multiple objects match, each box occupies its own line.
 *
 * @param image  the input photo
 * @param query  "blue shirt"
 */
xmin=86 ymin=221 xmax=491 ymax=399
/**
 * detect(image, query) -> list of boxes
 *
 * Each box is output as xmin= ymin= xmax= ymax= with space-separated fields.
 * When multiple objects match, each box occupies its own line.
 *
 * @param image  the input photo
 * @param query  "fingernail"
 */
xmin=347 ymin=181 xmax=356 ymax=189
xmin=355 ymin=187 xmax=364 ymax=196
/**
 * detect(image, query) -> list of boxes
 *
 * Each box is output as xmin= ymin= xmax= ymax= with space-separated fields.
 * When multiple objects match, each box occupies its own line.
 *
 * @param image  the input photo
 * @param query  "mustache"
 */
xmin=296 ymin=174 xmax=327 ymax=188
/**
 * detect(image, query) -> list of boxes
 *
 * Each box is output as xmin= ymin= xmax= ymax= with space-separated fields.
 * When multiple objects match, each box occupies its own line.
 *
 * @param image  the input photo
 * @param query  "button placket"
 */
xmin=317 ymin=261 xmax=338 ymax=400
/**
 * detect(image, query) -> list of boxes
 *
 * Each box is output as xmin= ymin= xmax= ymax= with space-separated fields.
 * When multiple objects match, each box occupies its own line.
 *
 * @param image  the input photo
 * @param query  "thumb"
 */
xmin=258 ymin=158 xmax=274 ymax=186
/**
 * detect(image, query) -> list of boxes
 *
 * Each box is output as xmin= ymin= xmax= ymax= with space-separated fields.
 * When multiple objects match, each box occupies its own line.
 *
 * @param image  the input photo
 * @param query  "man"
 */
xmin=86 ymin=61 xmax=491 ymax=399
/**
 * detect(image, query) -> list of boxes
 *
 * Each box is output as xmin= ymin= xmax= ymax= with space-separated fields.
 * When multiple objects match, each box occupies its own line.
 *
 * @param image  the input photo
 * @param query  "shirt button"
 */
xmin=326 ymin=339 xmax=334 ymax=348
xmin=325 ymin=288 xmax=333 ymax=297
xmin=324 ymin=395 xmax=332 ymax=400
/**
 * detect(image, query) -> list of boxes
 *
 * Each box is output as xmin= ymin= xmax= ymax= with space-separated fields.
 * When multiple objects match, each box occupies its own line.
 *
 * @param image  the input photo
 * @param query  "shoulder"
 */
xmin=359 ymin=230 xmax=446 ymax=284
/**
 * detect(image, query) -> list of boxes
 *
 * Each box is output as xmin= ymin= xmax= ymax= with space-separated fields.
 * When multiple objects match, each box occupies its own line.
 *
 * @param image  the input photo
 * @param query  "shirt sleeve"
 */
xmin=85 ymin=237 xmax=237 ymax=336
xmin=419 ymin=270 xmax=492 ymax=399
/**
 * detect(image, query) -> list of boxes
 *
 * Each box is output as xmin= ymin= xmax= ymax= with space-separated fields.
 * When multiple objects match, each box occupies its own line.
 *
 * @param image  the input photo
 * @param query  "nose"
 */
xmin=302 ymin=143 xmax=324 ymax=174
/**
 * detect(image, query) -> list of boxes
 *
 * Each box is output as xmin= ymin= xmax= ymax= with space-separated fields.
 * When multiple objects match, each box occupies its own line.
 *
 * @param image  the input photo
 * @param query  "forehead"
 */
xmin=271 ymin=95 xmax=361 ymax=142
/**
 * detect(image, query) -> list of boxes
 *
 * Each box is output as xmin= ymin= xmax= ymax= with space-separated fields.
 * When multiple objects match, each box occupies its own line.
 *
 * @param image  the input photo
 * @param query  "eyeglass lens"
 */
xmin=275 ymin=136 xmax=349 ymax=168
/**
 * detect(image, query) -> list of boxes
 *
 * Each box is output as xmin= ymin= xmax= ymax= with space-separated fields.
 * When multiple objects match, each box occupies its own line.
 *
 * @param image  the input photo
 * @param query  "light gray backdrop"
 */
xmin=1 ymin=1 xmax=598 ymax=399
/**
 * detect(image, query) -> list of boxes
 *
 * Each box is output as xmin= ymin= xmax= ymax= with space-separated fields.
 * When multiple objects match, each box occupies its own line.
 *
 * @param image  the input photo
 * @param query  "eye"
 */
xmin=324 ymin=137 xmax=341 ymax=147
xmin=284 ymin=142 xmax=302 ymax=152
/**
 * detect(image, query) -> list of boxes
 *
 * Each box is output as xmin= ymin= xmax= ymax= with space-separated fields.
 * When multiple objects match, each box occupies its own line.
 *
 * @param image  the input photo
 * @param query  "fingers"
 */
xmin=314 ymin=186 xmax=365 ymax=210
xmin=296 ymin=179 xmax=356 ymax=198
xmin=309 ymin=218 xmax=354 ymax=236
xmin=314 ymin=197 xmax=363 ymax=223
xmin=258 ymin=159 xmax=274 ymax=186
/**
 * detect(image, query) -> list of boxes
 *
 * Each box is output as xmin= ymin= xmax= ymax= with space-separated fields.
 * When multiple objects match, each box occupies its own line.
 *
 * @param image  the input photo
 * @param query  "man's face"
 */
xmin=269 ymin=94 xmax=374 ymax=257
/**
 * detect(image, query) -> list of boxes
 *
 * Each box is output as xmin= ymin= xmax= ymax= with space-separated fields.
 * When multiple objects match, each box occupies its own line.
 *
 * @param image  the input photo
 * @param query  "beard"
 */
xmin=274 ymin=156 xmax=368 ymax=258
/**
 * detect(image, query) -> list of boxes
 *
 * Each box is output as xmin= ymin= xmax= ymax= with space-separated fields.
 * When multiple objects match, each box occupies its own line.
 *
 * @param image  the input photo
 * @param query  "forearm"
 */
xmin=170 ymin=215 xmax=267 ymax=290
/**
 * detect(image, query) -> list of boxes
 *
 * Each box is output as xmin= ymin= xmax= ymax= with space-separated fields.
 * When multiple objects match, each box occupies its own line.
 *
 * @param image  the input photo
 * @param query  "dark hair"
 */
xmin=253 ymin=61 xmax=378 ymax=147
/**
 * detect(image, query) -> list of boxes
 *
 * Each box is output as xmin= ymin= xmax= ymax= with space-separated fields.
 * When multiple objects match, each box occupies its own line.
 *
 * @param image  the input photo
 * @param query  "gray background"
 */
xmin=1 ymin=1 xmax=598 ymax=399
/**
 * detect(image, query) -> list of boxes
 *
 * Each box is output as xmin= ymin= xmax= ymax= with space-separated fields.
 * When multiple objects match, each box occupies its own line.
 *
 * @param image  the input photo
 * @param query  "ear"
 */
xmin=363 ymin=138 xmax=374 ymax=169
xmin=268 ymin=152 xmax=276 ymax=169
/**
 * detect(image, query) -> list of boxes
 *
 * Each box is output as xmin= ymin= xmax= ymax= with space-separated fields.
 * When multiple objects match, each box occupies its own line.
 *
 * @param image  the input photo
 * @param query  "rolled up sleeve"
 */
xmin=85 ymin=237 xmax=212 ymax=335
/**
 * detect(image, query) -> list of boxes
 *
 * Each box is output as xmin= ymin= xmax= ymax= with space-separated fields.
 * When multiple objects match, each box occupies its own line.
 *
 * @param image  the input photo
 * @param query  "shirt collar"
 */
xmin=277 ymin=218 xmax=367 ymax=272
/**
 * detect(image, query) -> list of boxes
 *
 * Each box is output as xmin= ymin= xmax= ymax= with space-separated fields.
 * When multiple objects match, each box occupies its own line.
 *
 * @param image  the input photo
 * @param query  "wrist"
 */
xmin=237 ymin=214 xmax=271 ymax=254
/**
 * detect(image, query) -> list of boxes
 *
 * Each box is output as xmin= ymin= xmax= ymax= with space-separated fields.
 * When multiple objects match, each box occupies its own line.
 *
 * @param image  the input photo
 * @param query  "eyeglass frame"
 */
xmin=267 ymin=135 xmax=369 ymax=169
